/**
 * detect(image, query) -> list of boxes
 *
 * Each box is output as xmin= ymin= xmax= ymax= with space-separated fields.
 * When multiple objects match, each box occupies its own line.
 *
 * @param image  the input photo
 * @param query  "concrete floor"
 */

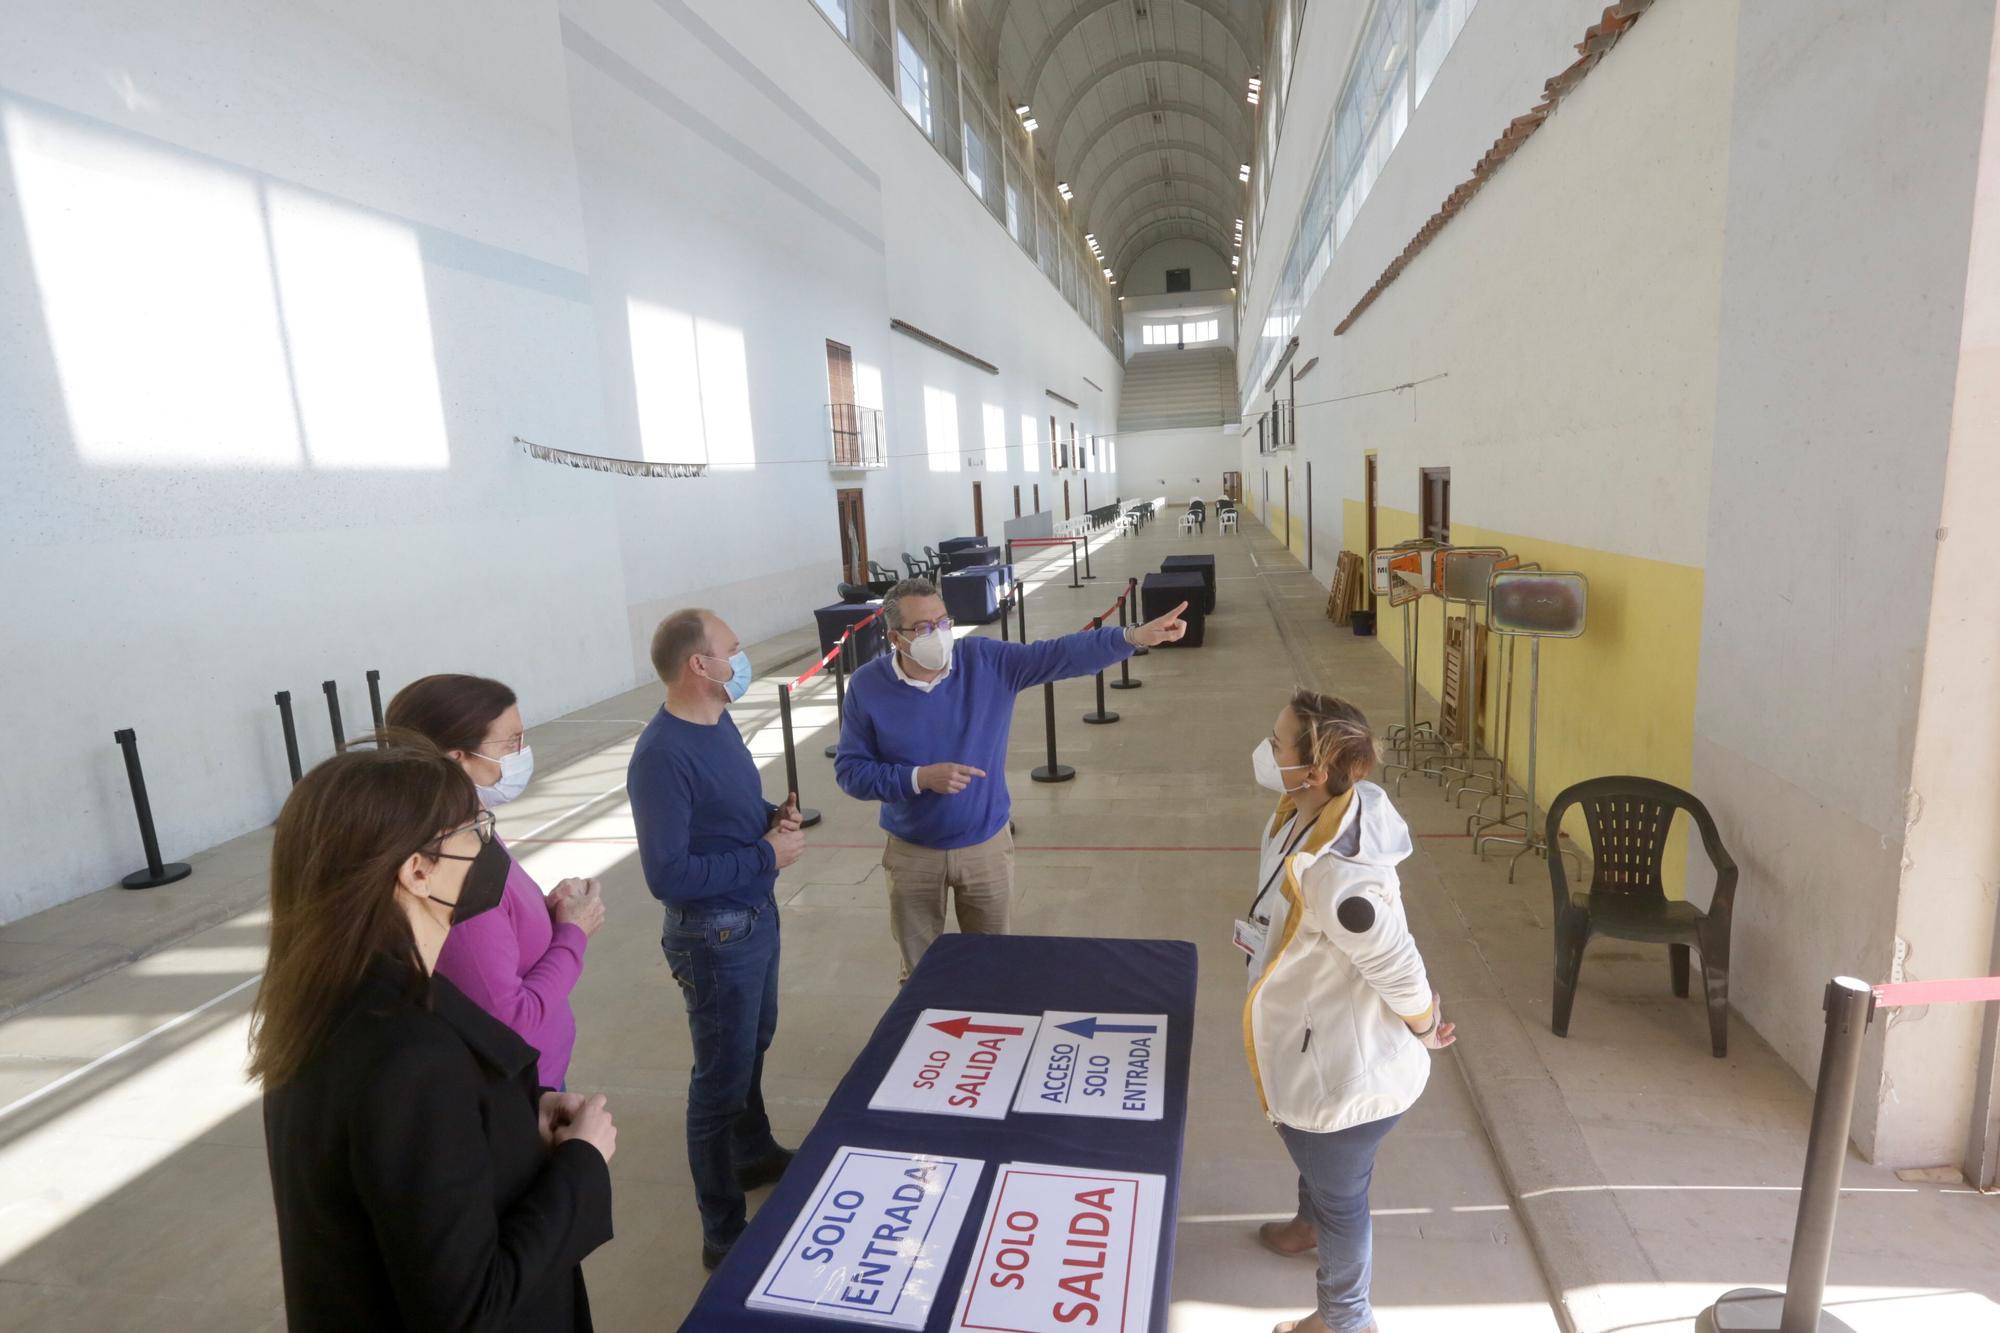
xmin=0 ymin=512 xmax=1993 ymax=1332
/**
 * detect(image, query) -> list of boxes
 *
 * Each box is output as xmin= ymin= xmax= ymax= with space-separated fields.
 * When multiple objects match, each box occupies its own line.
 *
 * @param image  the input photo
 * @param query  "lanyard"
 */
xmin=1247 ymin=815 xmax=1314 ymax=921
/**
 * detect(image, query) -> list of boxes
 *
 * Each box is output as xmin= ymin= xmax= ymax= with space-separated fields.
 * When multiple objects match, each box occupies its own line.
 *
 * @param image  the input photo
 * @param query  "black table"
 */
xmin=812 ymin=601 xmax=887 ymax=664
xmin=1141 ymin=573 xmax=1207 ymax=646
xmin=938 ymin=544 xmax=999 ymax=574
xmin=1159 ymin=555 xmax=1216 ymax=614
xmin=682 ymin=934 xmax=1198 ymax=1331
xmin=937 ymin=536 xmax=986 ymax=553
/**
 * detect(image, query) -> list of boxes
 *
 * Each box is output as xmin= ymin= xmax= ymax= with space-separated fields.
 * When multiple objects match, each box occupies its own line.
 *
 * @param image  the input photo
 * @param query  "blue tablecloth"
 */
xmin=682 ymin=934 xmax=1199 ymax=1331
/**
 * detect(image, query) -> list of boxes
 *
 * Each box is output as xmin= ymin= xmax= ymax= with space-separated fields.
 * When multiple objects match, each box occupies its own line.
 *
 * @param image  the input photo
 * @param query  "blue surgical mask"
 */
xmin=714 ymin=650 xmax=752 ymax=702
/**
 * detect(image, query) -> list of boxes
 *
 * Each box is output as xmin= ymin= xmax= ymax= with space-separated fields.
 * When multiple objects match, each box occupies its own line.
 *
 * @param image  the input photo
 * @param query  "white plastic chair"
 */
xmin=1179 ymin=513 xmax=1199 ymax=536
xmin=1220 ymin=510 xmax=1238 ymax=533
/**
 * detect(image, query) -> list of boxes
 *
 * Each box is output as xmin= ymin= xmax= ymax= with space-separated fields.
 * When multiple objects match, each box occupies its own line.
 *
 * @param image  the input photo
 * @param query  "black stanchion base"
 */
xmin=1702 ymin=1289 xmax=1856 ymax=1333
xmin=824 ymin=743 xmax=839 ymax=758
xmin=1131 ymin=645 xmax=1150 ymax=657
xmin=1109 ymin=679 xmax=1143 ymax=691
xmin=1082 ymin=574 xmax=1099 ymax=581
xmin=1030 ymin=764 xmax=1075 ymax=784
xmin=122 ymin=863 xmax=192 ymax=891
xmin=798 ymin=808 xmax=824 ymax=829
xmin=1082 ymin=710 xmax=1120 ymax=725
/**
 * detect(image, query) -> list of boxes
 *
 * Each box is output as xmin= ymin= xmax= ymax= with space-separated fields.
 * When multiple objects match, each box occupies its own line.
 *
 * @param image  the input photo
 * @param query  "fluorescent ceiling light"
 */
xmin=1016 ymin=104 xmax=1031 ymax=115
xmin=1022 ymin=117 xmax=1038 ymax=132
xmin=1238 ymin=164 xmax=1251 ymax=181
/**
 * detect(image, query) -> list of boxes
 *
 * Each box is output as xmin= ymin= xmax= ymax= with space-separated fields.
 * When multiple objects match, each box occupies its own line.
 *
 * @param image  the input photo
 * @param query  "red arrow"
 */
xmin=929 ymin=1016 xmax=1026 ymax=1040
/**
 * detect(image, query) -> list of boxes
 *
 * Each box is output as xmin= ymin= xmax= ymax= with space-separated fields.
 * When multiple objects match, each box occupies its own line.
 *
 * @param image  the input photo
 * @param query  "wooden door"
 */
xmin=1049 ymin=415 xmax=1059 ymax=472
xmin=1033 ymin=483 xmax=1041 ymax=513
xmin=826 ymin=341 xmax=858 ymax=465
xmin=1364 ymin=454 xmax=1379 ymax=609
xmin=1013 ymin=485 xmax=1022 ymax=518
xmin=1283 ymin=466 xmax=1292 ymax=553
xmin=836 ymin=488 xmax=868 ymax=583
xmin=1421 ymin=467 xmax=1451 ymax=544
xmin=972 ymin=482 xmax=984 ymax=538
xmin=1063 ymin=479 xmax=1071 ymax=520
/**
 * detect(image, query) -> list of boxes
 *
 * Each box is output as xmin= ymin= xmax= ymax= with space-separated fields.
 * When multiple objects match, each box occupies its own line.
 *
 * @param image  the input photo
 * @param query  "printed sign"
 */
xmin=1012 ymin=1012 xmax=1166 ymax=1121
xmin=951 ymin=1162 xmax=1166 ymax=1333
xmin=747 ymin=1146 xmax=983 ymax=1328
xmin=869 ymin=1009 xmax=1042 ymax=1119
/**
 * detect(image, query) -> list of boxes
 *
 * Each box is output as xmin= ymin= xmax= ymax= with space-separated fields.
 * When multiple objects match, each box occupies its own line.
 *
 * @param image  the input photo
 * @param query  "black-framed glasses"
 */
xmin=473 ymin=733 xmax=526 ymax=758
xmin=898 ymin=616 xmax=954 ymax=638
xmin=419 ymin=809 xmax=496 ymax=860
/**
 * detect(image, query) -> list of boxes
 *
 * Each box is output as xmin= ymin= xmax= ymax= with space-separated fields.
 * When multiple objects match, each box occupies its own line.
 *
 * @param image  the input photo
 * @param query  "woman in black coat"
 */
xmin=251 ymin=740 xmax=617 ymax=1331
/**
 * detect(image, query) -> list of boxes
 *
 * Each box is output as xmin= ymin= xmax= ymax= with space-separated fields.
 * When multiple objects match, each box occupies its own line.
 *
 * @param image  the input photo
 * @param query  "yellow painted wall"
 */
xmin=1339 ymin=507 xmax=1702 ymax=895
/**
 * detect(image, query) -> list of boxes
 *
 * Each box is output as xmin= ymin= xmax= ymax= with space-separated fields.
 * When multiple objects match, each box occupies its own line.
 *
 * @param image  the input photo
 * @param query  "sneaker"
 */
xmin=736 ymin=1146 xmax=796 ymax=1191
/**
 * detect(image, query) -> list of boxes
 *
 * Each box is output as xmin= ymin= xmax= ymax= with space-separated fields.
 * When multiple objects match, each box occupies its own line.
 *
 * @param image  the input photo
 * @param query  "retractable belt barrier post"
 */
xmin=113 ymin=728 xmax=191 ymax=890
xmin=366 ymin=668 xmax=385 ymax=736
xmin=823 ymin=636 xmax=848 ymax=760
xmin=322 ymin=680 xmax=346 ymax=752
xmin=1703 ymin=971 xmax=2000 ymax=1332
xmin=775 ymin=684 xmax=823 ymax=830
xmin=274 ymin=691 xmax=303 ymax=785
xmin=1005 ymin=535 xmax=1091 ymax=591
xmin=1114 ymin=576 xmax=1147 ymax=683
xmin=786 ymin=608 xmax=886 ymax=821
xmin=1030 ymin=682 xmax=1074 ymax=783
xmin=1080 ymin=586 xmax=1131 ymax=724
xmin=1082 ymin=532 xmax=1097 ymax=581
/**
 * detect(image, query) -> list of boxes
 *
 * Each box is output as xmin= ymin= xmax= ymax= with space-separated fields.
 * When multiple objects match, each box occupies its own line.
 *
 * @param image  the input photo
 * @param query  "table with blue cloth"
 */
xmin=682 ymin=934 xmax=1198 ymax=1332
xmin=1158 ymin=554 xmax=1216 ymax=614
xmin=940 ymin=562 xmax=1011 ymax=625
xmin=936 ymin=536 xmax=986 ymax=554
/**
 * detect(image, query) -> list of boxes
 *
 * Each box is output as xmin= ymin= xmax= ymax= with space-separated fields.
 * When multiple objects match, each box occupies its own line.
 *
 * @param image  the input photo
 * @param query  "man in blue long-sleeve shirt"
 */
xmin=836 ymin=578 xmax=1187 ymax=979
xmin=629 ymin=607 xmax=804 ymax=1271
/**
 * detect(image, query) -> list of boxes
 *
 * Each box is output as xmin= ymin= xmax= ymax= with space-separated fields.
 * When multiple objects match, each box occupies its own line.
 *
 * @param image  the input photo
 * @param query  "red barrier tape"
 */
xmin=1872 ymin=976 xmax=2000 ymax=1008
xmin=1079 ymin=587 xmax=1131 ymax=632
xmin=790 ymin=607 xmax=884 ymax=689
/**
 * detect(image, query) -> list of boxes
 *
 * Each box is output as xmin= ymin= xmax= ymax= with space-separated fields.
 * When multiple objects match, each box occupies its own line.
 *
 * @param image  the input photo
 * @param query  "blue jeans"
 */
xmin=1277 ymin=1113 xmax=1403 ymax=1332
xmin=662 ymin=898 xmax=782 ymax=1251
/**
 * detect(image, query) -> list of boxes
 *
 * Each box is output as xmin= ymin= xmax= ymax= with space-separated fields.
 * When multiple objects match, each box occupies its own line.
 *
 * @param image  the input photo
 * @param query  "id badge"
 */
xmin=1232 ymin=917 xmax=1268 ymax=959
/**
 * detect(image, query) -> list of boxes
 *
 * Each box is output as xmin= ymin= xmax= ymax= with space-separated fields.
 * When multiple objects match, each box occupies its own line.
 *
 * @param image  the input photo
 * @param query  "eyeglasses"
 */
xmin=897 ymin=617 xmax=954 ymax=638
xmin=419 ymin=809 xmax=496 ymax=860
xmin=475 ymin=733 xmax=526 ymax=758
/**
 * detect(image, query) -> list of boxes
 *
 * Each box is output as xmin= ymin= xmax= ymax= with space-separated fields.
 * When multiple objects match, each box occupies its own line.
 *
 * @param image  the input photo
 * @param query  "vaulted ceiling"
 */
xmin=961 ymin=0 xmax=1267 ymax=287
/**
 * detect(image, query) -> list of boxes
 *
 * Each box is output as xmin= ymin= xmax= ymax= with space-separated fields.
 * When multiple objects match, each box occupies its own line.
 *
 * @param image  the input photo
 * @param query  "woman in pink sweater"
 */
xmin=386 ymin=674 xmax=605 ymax=1088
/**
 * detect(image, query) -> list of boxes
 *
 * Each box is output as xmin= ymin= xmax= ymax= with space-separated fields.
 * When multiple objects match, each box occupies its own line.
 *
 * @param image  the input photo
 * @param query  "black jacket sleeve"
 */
xmin=348 ymin=1030 xmax=614 ymax=1332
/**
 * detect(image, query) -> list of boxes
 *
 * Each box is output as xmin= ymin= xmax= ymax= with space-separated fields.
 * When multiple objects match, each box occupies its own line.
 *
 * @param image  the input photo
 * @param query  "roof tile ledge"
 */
xmin=1333 ymin=0 xmax=1662 ymax=337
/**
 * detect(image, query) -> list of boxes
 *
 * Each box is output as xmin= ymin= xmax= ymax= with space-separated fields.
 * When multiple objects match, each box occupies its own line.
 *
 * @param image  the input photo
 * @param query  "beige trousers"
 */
xmin=883 ymin=827 xmax=1016 ymax=980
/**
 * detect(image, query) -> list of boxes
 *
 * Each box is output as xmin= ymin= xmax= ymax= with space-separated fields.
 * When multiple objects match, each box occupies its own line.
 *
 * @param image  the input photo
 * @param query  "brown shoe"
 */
xmin=1257 ymin=1218 xmax=1316 ymax=1260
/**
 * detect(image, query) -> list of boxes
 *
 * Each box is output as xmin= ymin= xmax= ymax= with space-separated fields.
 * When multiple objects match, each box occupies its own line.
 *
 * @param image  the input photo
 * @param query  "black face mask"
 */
xmin=431 ymin=838 xmax=510 ymax=925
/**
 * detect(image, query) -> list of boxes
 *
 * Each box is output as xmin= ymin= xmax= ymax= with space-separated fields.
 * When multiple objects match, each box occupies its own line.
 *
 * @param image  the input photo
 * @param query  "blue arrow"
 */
xmin=1056 ymin=1017 xmax=1159 ymax=1040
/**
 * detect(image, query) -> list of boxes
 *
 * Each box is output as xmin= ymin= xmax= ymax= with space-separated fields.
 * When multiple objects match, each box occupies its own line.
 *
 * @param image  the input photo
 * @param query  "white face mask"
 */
xmin=472 ymin=745 xmax=534 ymax=808
xmin=903 ymin=628 xmax=953 ymax=673
xmin=1252 ymin=737 xmax=1312 ymax=794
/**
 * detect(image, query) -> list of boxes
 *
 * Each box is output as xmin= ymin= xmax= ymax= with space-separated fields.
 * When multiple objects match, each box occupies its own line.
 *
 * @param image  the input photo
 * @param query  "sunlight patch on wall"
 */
xmin=266 ymin=185 xmax=447 ymax=469
xmin=924 ymin=385 xmax=960 ymax=473
xmin=7 ymin=101 xmax=302 ymax=468
xmin=1019 ymin=412 xmax=1041 ymax=473
xmin=982 ymin=402 xmax=1008 ymax=472
xmin=626 ymin=300 xmax=755 ymax=470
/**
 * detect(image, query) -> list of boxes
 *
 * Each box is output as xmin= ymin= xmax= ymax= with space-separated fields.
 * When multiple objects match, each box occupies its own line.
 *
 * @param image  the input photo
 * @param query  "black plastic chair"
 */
xmin=923 ymin=545 xmax=943 ymax=575
xmin=902 ymin=552 xmax=933 ymax=580
xmin=1546 ymin=776 xmax=1739 ymax=1057
xmin=836 ymin=581 xmax=874 ymax=603
xmin=869 ymin=560 xmax=898 ymax=584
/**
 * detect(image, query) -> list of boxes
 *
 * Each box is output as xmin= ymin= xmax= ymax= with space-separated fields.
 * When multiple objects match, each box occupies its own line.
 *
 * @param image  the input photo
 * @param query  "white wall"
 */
xmin=1121 ymin=237 xmax=1233 ymax=296
xmin=0 ymin=0 xmax=1120 ymax=923
xmin=1693 ymin=0 xmax=1996 ymax=1163
xmin=1121 ymin=287 xmax=1238 ymax=359
xmin=1114 ymin=427 xmax=1240 ymax=503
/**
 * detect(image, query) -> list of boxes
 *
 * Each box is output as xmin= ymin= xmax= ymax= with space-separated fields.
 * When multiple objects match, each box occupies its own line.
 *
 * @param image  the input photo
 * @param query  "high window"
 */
xmin=895 ymin=30 xmax=931 ymax=135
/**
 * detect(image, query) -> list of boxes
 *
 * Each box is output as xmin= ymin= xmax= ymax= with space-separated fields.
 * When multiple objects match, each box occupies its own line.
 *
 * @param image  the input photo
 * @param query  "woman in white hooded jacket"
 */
xmin=1240 ymin=691 xmax=1456 ymax=1333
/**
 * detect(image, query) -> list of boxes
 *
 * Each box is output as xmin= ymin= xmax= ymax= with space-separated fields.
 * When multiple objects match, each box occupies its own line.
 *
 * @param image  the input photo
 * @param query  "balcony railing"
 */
xmin=828 ymin=402 xmax=886 ymax=470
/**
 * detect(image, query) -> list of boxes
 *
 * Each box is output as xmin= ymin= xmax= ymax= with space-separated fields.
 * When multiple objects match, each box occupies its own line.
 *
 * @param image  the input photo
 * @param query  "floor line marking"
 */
xmin=0 ymin=973 xmax=263 ymax=1123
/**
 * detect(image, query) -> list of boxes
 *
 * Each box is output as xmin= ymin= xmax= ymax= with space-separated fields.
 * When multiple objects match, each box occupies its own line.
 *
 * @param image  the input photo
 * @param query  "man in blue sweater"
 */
xmin=836 ymin=577 xmax=1187 ymax=979
xmin=629 ymin=607 xmax=805 ymax=1271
